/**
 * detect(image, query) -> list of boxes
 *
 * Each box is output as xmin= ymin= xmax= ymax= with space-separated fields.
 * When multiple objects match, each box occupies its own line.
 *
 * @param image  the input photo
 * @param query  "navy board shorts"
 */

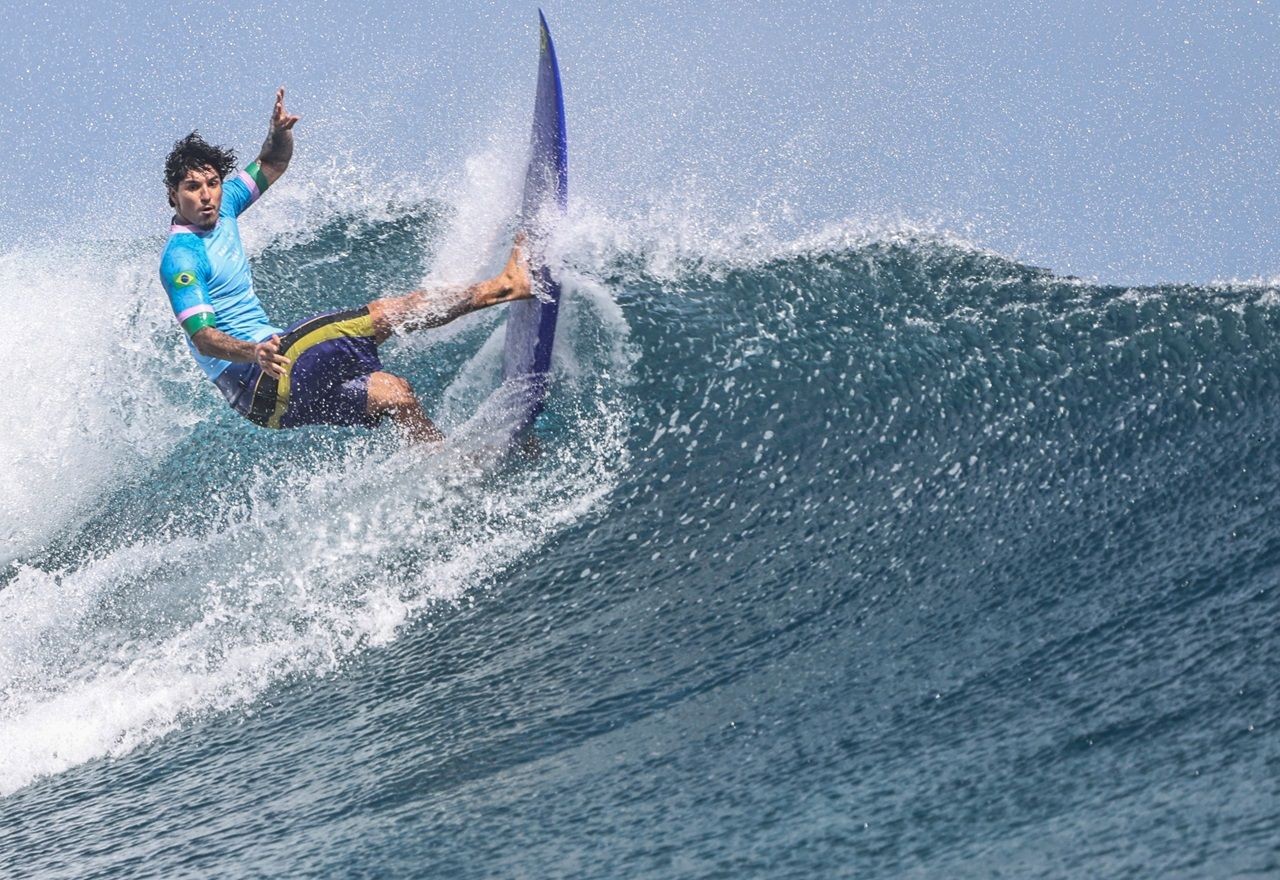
xmin=214 ymin=307 xmax=384 ymax=429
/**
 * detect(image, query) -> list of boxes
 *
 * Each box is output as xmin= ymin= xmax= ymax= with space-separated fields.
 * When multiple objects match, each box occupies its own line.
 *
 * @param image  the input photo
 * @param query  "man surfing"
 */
xmin=159 ymin=88 xmax=530 ymax=443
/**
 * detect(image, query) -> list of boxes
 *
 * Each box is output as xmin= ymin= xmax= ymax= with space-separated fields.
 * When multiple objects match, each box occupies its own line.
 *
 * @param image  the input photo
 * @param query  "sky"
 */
xmin=0 ymin=0 xmax=1276 ymax=284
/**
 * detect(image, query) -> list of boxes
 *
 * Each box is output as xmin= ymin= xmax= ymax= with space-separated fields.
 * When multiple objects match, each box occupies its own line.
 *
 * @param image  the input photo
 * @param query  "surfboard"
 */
xmin=499 ymin=10 xmax=567 ymax=440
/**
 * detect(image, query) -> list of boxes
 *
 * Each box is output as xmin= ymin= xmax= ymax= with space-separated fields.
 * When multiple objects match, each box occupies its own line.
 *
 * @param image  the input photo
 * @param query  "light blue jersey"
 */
xmin=158 ymin=162 xmax=282 ymax=380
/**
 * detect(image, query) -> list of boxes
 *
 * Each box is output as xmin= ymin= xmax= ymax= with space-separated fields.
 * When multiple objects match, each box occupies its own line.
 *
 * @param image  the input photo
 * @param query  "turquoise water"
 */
xmin=1 ymin=190 xmax=1277 ymax=877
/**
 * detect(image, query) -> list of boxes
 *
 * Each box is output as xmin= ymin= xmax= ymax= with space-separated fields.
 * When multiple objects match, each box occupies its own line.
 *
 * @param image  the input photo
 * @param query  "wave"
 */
xmin=1 ymin=174 xmax=1277 ymax=806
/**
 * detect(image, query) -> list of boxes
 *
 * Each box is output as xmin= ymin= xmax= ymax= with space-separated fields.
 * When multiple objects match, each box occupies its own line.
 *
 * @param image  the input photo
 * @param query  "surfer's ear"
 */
xmin=166 ymin=186 xmax=176 ymax=208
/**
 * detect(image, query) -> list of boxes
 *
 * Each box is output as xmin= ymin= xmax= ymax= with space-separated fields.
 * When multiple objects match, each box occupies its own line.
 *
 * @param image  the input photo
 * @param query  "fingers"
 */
xmin=271 ymin=87 xmax=300 ymax=130
xmin=258 ymin=336 xmax=291 ymax=378
xmin=264 ymin=356 xmax=290 ymax=379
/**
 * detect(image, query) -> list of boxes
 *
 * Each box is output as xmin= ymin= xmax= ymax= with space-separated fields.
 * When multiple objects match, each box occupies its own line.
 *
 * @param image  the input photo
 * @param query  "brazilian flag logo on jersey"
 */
xmin=172 ymin=271 xmax=195 ymax=288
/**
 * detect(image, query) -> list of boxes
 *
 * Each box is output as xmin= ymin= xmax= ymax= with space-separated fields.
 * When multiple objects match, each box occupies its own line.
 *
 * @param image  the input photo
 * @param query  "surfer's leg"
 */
xmin=367 ymin=239 xmax=531 ymax=342
xmin=365 ymin=371 xmax=445 ymax=443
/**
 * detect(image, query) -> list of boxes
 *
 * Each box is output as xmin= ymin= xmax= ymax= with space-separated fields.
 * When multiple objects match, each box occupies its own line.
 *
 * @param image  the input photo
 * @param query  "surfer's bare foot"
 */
xmin=369 ymin=235 xmax=535 ymax=336
xmin=493 ymin=234 xmax=532 ymax=304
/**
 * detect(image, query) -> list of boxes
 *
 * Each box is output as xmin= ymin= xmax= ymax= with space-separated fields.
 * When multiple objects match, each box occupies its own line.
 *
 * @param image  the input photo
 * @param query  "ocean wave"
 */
xmin=2 ymin=182 xmax=1276 ymax=824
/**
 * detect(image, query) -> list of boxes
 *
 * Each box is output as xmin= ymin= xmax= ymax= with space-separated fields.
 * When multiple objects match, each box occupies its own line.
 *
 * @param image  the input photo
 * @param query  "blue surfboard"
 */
xmin=499 ymin=10 xmax=567 ymax=439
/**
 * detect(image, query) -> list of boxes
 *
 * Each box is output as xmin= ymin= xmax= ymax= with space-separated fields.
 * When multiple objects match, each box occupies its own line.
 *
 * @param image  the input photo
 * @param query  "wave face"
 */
xmin=1 ymin=189 xmax=1277 ymax=878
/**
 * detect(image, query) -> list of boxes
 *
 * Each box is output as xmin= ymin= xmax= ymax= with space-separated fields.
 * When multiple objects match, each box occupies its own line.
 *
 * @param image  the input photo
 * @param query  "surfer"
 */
xmin=159 ymin=88 xmax=531 ymax=443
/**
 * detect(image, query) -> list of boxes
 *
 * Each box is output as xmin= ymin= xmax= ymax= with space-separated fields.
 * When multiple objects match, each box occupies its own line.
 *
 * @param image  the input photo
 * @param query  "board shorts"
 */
xmin=213 ymin=307 xmax=384 ymax=429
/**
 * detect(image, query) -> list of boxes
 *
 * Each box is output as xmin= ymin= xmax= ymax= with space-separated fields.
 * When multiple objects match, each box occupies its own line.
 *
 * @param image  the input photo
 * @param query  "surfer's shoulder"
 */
xmin=159 ymin=234 xmax=207 ymax=289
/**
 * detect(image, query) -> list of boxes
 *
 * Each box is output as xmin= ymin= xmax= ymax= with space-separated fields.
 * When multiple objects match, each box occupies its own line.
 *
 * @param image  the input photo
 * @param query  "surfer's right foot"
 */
xmin=462 ymin=236 xmax=534 ymax=310
xmin=493 ymin=234 xmax=532 ymax=304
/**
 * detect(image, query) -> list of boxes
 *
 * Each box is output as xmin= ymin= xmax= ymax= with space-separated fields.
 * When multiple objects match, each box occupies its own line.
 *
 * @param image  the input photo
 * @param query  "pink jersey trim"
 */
xmin=175 ymin=304 xmax=215 ymax=323
xmin=236 ymin=170 xmax=262 ymax=201
xmin=170 ymin=223 xmax=209 ymax=235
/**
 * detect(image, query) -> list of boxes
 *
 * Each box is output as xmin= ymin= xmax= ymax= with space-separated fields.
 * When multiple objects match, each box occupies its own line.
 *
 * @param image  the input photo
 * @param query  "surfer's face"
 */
xmin=170 ymin=166 xmax=223 ymax=229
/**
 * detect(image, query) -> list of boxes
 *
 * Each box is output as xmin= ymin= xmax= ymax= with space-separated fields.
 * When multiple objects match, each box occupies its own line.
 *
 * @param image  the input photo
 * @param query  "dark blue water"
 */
xmin=1 ymin=204 xmax=1276 ymax=878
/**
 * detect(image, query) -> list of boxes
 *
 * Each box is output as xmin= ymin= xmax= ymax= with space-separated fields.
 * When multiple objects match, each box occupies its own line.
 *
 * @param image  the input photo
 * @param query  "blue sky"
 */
xmin=0 ymin=0 xmax=1276 ymax=283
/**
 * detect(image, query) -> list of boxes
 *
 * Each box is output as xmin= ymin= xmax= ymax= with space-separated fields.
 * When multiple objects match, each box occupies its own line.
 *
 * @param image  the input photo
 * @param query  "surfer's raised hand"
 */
xmin=269 ymin=86 xmax=300 ymax=134
xmin=255 ymin=87 xmax=298 ymax=186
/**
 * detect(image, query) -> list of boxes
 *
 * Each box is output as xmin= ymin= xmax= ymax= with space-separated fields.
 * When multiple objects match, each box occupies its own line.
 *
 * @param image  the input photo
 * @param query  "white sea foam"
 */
xmin=0 ymin=409 xmax=618 ymax=795
xmin=0 ymin=243 xmax=199 ymax=568
xmin=545 ymin=191 xmax=1016 ymax=288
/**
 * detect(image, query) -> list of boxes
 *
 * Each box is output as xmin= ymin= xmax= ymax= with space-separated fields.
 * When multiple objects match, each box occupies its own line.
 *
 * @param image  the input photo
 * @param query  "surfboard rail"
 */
xmin=498 ymin=10 xmax=568 ymax=440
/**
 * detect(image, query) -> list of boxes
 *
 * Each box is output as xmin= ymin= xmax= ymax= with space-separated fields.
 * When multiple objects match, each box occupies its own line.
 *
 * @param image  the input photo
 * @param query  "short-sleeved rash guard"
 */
xmin=159 ymin=161 xmax=283 ymax=380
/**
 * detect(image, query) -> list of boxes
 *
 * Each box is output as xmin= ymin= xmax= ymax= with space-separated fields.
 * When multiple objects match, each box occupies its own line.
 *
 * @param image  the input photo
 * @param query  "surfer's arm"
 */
xmin=191 ymin=329 xmax=291 ymax=379
xmin=224 ymin=88 xmax=297 ymax=215
xmin=254 ymin=86 xmax=299 ymax=187
xmin=162 ymin=249 xmax=219 ymax=334
xmin=160 ymin=250 xmax=289 ymax=377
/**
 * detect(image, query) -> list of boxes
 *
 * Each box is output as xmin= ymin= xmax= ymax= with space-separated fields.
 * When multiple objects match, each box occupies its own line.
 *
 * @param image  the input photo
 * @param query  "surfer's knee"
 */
xmin=366 ymin=371 xmax=444 ymax=443
xmin=366 ymin=371 xmax=419 ymax=414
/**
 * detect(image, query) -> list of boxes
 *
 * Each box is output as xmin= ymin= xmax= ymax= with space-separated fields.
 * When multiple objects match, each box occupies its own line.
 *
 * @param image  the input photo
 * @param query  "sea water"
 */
xmin=0 ymin=157 xmax=1277 ymax=877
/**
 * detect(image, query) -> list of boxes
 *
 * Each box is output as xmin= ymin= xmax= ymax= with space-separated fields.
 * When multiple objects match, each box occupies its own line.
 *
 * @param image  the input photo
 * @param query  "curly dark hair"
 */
xmin=164 ymin=131 xmax=237 ymax=205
